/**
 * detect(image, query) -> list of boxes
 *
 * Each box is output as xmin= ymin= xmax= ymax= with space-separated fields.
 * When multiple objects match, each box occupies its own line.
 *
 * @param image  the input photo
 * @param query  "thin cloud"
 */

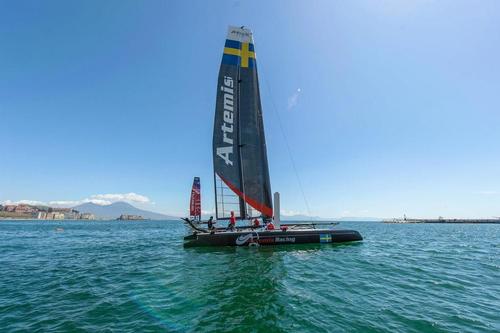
xmin=477 ymin=190 xmax=499 ymax=195
xmin=280 ymin=209 xmax=306 ymax=216
xmin=287 ymin=88 xmax=301 ymax=110
xmin=341 ymin=210 xmax=351 ymax=217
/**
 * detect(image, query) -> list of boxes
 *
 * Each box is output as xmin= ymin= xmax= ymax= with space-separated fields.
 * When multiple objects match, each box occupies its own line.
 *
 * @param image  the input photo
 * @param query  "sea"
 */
xmin=0 ymin=220 xmax=498 ymax=333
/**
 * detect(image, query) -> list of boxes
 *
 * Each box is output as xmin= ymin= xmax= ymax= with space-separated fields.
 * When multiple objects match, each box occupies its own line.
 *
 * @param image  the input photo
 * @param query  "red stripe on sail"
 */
xmin=217 ymin=173 xmax=273 ymax=217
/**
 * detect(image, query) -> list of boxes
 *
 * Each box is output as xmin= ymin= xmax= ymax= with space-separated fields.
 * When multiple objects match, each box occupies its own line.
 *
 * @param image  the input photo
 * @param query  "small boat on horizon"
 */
xmin=182 ymin=26 xmax=362 ymax=247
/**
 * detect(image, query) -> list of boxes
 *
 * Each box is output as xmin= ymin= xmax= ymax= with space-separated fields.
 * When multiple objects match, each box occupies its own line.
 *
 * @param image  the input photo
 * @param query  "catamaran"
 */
xmin=183 ymin=26 xmax=362 ymax=247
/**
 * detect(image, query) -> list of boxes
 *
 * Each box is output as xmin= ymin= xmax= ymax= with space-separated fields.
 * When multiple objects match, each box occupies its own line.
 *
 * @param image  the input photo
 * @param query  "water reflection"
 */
xmin=178 ymin=247 xmax=285 ymax=332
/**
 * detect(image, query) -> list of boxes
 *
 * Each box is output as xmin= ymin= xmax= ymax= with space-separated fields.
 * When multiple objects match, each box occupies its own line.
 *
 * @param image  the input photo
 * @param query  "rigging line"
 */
xmin=262 ymin=76 xmax=312 ymax=218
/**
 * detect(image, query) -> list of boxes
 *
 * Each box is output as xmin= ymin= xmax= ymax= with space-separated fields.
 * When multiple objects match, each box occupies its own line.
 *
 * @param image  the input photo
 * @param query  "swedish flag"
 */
xmin=319 ymin=234 xmax=332 ymax=243
xmin=222 ymin=39 xmax=256 ymax=68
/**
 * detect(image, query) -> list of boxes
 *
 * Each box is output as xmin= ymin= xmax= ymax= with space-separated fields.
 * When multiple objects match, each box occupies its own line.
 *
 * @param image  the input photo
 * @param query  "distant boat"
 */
xmin=183 ymin=26 xmax=362 ymax=247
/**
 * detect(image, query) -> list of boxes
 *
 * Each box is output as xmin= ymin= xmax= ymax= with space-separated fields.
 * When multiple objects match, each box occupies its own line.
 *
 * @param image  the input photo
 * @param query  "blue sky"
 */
xmin=1 ymin=0 xmax=499 ymax=218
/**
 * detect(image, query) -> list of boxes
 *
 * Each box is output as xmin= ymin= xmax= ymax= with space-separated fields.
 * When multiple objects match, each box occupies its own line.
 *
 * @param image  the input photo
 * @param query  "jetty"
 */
xmin=384 ymin=217 xmax=500 ymax=224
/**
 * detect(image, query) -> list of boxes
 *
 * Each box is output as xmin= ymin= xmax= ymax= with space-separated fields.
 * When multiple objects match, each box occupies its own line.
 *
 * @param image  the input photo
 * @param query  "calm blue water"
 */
xmin=0 ymin=220 xmax=498 ymax=332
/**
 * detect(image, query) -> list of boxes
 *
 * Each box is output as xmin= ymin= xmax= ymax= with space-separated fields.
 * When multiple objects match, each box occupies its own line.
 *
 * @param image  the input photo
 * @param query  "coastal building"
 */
xmin=4 ymin=205 xmax=17 ymax=212
xmin=1 ymin=204 xmax=95 ymax=220
xmin=79 ymin=213 xmax=95 ymax=220
xmin=52 ymin=208 xmax=71 ymax=213
xmin=63 ymin=209 xmax=80 ymax=219
xmin=15 ymin=204 xmax=37 ymax=214
xmin=38 ymin=212 xmax=64 ymax=220
xmin=52 ymin=212 xmax=64 ymax=220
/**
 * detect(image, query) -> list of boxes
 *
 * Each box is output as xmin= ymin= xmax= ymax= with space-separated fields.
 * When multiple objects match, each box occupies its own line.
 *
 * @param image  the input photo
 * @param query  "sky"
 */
xmin=1 ymin=0 xmax=499 ymax=218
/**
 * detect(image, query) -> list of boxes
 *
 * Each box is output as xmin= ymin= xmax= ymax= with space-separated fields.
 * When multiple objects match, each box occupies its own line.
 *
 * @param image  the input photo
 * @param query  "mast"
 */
xmin=236 ymin=64 xmax=247 ymax=220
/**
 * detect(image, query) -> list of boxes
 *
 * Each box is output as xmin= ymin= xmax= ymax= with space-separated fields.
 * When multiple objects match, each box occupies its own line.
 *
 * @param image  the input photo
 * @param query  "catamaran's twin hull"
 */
xmin=183 ymin=229 xmax=363 ymax=247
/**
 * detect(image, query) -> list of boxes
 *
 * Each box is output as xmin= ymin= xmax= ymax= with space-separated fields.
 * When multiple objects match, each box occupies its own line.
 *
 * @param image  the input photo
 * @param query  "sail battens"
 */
xmin=213 ymin=26 xmax=272 ymax=220
xmin=217 ymin=173 xmax=273 ymax=218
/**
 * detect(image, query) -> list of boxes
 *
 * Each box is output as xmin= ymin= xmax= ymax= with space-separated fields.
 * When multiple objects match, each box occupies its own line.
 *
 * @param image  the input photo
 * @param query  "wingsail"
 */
xmin=190 ymin=177 xmax=201 ymax=221
xmin=213 ymin=26 xmax=273 ymax=220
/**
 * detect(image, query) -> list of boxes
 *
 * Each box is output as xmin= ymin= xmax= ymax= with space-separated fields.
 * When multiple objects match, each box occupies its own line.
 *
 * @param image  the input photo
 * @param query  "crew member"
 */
xmin=227 ymin=211 xmax=236 ymax=231
xmin=207 ymin=216 xmax=214 ymax=230
xmin=266 ymin=220 xmax=275 ymax=230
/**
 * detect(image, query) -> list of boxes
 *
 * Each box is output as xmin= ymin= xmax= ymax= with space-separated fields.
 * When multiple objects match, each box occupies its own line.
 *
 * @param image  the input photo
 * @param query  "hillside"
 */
xmin=73 ymin=202 xmax=177 ymax=220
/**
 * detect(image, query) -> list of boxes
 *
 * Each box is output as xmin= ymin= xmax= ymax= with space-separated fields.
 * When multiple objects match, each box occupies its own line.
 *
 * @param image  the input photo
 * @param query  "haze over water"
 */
xmin=0 ymin=220 xmax=498 ymax=332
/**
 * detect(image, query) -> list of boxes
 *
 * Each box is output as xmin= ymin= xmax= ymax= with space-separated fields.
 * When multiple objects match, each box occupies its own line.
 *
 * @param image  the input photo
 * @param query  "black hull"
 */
xmin=184 ymin=229 xmax=363 ymax=247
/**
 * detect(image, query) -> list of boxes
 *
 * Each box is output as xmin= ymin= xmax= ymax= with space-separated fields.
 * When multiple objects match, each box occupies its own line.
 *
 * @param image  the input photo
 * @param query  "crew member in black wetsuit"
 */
xmin=207 ymin=216 xmax=214 ymax=230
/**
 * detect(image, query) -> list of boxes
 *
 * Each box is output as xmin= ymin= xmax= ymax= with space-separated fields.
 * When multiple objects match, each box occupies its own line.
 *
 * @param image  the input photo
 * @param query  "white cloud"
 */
xmin=49 ymin=200 xmax=82 ymax=206
xmin=19 ymin=200 xmax=46 ymax=205
xmin=287 ymin=88 xmax=301 ymax=110
xmin=3 ymin=192 xmax=152 ymax=208
xmin=83 ymin=198 xmax=112 ymax=206
xmin=47 ymin=198 xmax=113 ymax=207
xmin=90 ymin=192 xmax=150 ymax=203
xmin=2 ymin=199 xmax=46 ymax=206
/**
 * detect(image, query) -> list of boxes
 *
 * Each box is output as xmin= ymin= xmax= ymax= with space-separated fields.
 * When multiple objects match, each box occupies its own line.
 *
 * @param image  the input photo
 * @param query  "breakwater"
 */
xmin=384 ymin=218 xmax=500 ymax=224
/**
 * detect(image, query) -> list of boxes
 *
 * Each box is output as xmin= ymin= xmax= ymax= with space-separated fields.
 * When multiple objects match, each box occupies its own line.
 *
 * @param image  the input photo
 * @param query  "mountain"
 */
xmin=73 ymin=202 xmax=178 ymax=220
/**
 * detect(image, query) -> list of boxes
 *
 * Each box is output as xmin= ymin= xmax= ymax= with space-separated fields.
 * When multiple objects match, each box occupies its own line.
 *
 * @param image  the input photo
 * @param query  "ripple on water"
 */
xmin=0 ymin=221 xmax=499 ymax=332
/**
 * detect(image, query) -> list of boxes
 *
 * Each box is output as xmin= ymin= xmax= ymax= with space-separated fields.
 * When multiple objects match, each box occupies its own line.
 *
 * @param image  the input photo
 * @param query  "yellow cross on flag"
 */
xmin=223 ymin=42 xmax=256 ymax=68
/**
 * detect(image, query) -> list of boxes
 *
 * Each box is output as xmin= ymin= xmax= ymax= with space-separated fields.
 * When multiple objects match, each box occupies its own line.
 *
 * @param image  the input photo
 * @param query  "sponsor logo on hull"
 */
xmin=258 ymin=238 xmax=274 ymax=244
xmin=319 ymin=234 xmax=332 ymax=243
xmin=275 ymin=237 xmax=296 ymax=243
xmin=235 ymin=235 xmax=297 ymax=246
xmin=235 ymin=233 xmax=253 ymax=246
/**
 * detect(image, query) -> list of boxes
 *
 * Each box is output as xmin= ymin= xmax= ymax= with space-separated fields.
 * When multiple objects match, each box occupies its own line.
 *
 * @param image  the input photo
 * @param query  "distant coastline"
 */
xmin=0 ymin=201 xmax=177 ymax=221
xmin=0 ymin=204 xmax=94 ymax=221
